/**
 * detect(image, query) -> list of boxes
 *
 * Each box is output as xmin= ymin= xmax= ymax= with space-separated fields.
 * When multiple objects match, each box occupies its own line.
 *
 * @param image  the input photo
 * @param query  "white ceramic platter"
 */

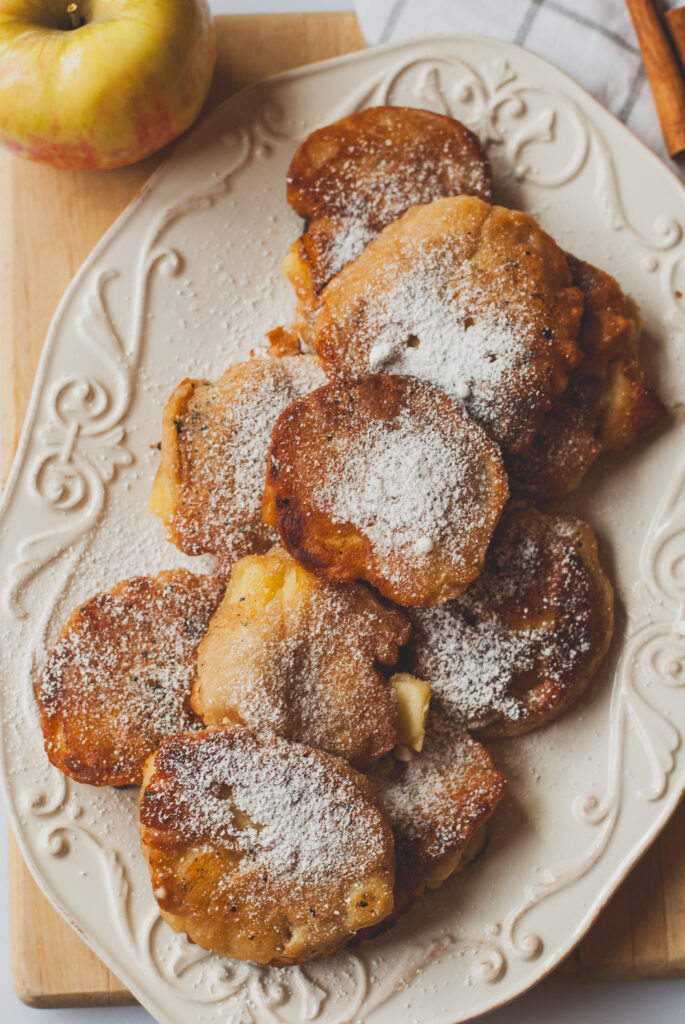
xmin=1 ymin=33 xmax=685 ymax=1024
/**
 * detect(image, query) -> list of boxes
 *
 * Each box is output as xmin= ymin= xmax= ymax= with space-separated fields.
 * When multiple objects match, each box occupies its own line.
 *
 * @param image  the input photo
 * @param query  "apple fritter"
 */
xmin=150 ymin=354 xmax=327 ymax=575
xmin=193 ymin=547 xmax=410 ymax=767
xmin=263 ymin=374 xmax=509 ymax=606
xmin=366 ymin=708 xmax=505 ymax=927
xmin=139 ymin=726 xmax=395 ymax=965
xmin=507 ymin=255 xmax=665 ymax=497
xmin=409 ymin=505 xmax=614 ymax=737
xmin=284 ymin=105 xmax=492 ymax=338
xmin=311 ymin=195 xmax=584 ymax=454
xmin=37 ymin=571 xmax=224 ymax=786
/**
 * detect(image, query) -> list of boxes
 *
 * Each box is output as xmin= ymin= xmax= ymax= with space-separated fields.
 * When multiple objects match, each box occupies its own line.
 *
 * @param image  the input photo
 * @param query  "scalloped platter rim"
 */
xmin=1 ymin=32 xmax=685 ymax=1024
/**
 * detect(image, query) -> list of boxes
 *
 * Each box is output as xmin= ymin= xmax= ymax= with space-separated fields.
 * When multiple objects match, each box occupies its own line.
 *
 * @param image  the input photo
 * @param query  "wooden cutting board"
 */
xmin=2 ymin=10 xmax=684 ymax=1010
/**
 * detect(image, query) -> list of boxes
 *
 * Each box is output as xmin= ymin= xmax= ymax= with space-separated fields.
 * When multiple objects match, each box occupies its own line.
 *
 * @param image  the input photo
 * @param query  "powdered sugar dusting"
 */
xmin=144 ymin=730 xmax=389 ymax=888
xmin=39 ymin=572 xmax=224 ymax=779
xmin=292 ymin=104 xmax=492 ymax=289
xmin=323 ymin=212 xmax=376 ymax=281
xmin=319 ymin=165 xmax=481 ymax=282
xmin=411 ymin=603 xmax=537 ymax=726
xmin=213 ymin=358 xmax=326 ymax=523
xmin=313 ymin=401 xmax=493 ymax=573
xmin=175 ymin=356 xmax=326 ymax=564
xmin=357 ymin=262 xmax=540 ymax=441
xmin=410 ymin=513 xmax=600 ymax=730
xmin=370 ymin=713 xmax=504 ymax=864
xmin=198 ymin=559 xmax=407 ymax=764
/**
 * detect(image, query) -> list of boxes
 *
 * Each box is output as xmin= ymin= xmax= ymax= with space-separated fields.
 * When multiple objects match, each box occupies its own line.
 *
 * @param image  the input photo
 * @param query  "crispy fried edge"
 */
xmin=357 ymin=732 xmax=506 ymax=940
xmin=37 ymin=571 xmax=221 ymax=786
xmin=309 ymin=197 xmax=585 ymax=455
xmin=139 ymin=727 xmax=397 ymax=965
xmin=191 ymin=547 xmax=410 ymax=767
xmin=283 ymin=107 xmax=494 ymax=341
xmin=262 ymin=374 xmax=510 ymax=606
xmin=149 ymin=378 xmax=204 ymax=547
xmin=473 ymin=512 xmax=615 ymax=738
xmin=285 ymin=105 xmax=493 ymax=220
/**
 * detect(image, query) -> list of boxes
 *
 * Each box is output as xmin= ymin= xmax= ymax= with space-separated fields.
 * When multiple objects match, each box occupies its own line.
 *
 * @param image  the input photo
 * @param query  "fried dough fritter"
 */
xmin=149 ymin=354 xmax=327 ymax=575
xmin=409 ymin=505 xmax=614 ymax=737
xmin=263 ymin=374 xmax=509 ymax=607
xmin=139 ymin=727 xmax=395 ymax=965
xmin=37 ymin=571 xmax=224 ymax=786
xmin=193 ymin=547 xmax=410 ymax=767
xmin=265 ymin=325 xmax=302 ymax=357
xmin=366 ymin=709 xmax=506 ymax=925
xmin=284 ymin=105 xmax=492 ymax=337
xmin=311 ymin=195 xmax=584 ymax=454
xmin=507 ymin=255 xmax=665 ymax=497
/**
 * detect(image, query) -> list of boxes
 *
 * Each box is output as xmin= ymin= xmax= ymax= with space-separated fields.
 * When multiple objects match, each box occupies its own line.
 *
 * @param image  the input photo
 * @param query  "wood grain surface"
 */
xmin=1 ymin=9 xmax=684 ymax=1010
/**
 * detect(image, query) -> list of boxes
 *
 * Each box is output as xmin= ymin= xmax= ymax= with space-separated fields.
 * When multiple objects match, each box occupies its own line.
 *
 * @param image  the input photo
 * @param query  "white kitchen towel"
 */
xmin=355 ymin=0 xmax=685 ymax=181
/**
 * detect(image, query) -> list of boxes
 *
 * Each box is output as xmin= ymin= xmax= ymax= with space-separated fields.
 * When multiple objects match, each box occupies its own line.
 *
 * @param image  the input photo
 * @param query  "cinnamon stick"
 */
xmin=664 ymin=7 xmax=685 ymax=70
xmin=625 ymin=0 xmax=685 ymax=156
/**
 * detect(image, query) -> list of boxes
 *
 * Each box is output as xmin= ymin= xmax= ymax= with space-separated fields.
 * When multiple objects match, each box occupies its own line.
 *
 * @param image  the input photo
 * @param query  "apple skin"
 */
xmin=0 ymin=0 xmax=216 ymax=170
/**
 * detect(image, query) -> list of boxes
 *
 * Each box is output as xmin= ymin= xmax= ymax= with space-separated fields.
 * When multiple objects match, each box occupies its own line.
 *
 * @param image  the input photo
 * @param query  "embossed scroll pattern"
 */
xmin=4 ymin=100 xmax=286 ymax=619
xmin=7 ymin=48 xmax=685 ymax=1024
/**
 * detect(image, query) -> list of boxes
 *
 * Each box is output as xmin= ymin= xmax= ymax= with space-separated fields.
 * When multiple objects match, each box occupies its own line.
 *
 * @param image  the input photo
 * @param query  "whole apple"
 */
xmin=0 ymin=0 xmax=216 ymax=169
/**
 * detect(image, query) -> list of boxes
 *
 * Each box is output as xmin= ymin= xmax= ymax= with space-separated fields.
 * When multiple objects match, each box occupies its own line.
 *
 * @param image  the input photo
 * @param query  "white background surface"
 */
xmin=1 ymin=1 xmax=683 ymax=1022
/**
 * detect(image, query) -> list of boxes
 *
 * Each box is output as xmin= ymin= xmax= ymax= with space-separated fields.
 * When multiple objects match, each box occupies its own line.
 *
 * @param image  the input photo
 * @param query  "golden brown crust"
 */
xmin=263 ymin=373 xmax=509 ymax=606
xmin=507 ymin=255 xmax=665 ymax=497
xmin=193 ymin=547 xmax=410 ymax=767
xmin=139 ymin=727 xmax=395 ymax=965
xmin=149 ymin=355 xmax=327 ymax=576
xmin=37 ymin=571 xmax=224 ymax=786
xmin=409 ymin=505 xmax=614 ymax=736
xmin=284 ymin=106 xmax=492 ymax=338
xmin=364 ymin=710 xmax=505 ymax=931
xmin=311 ymin=196 xmax=584 ymax=454
xmin=265 ymin=326 xmax=302 ymax=357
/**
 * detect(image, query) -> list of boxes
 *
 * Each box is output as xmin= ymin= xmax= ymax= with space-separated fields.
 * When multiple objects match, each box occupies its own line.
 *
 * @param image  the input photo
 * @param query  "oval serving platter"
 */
xmin=1 ymin=33 xmax=685 ymax=1024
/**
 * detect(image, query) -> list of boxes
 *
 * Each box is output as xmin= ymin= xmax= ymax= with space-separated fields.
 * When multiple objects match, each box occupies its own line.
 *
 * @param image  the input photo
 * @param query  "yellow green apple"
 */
xmin=0 ymin=0 xmax=216 ymax=169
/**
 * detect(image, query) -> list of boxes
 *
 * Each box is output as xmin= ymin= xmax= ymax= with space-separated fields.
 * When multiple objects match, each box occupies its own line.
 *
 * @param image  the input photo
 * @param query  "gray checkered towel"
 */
xmin=355 ymin=0 xmax=685 ymax=181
